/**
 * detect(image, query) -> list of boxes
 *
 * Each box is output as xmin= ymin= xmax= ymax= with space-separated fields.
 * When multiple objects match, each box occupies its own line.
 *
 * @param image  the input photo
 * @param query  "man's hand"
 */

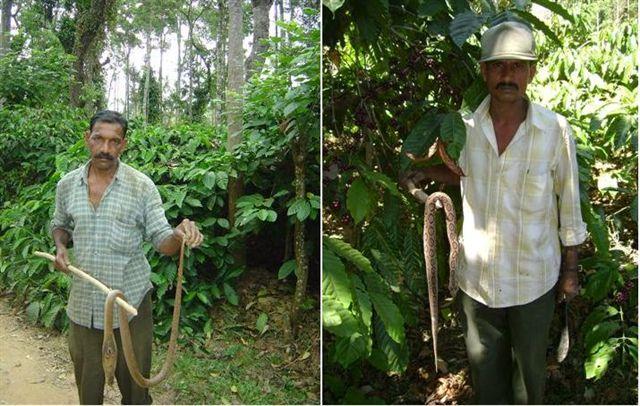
xmin=174 ymin=219 xmax=204 ymax=248
xmin=54 ymin=246 xmax=70 ymax=274
xmin=557 ymin=245 xmax=580 ymax=302
xmin=557 ymin=269 xmax=580 ymax=303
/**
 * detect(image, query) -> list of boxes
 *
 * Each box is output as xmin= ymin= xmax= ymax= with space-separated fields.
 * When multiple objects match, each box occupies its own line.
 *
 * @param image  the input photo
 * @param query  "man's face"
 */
xmin=84 ymin=122 xmax=126 ymax=172
xmin=480 ymin=59 xmax=536 ymax=104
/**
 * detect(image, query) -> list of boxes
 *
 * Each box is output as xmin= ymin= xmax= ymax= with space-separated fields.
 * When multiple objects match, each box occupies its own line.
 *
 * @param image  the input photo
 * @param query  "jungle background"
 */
xmin=322 ymin=0 xmax=637 ymax=404
xmin=0 ymin=0 xmax=320 ymax=404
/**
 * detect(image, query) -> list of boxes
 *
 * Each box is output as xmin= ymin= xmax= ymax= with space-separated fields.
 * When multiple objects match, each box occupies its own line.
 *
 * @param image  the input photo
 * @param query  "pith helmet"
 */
xmin=479 ymin=21 xmax=537 ymax=62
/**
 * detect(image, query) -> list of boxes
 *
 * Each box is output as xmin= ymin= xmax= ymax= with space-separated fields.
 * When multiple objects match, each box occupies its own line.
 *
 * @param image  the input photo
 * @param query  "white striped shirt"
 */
xmin=51 ymin=160 xmax=174 ymax=328
xmin=456 ymin=96 xmax=587 ymax=308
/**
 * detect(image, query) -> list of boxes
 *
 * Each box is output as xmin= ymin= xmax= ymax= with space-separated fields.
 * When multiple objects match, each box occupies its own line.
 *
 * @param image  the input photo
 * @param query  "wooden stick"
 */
xmin=34 ymin=251 xmax=138 ymax=316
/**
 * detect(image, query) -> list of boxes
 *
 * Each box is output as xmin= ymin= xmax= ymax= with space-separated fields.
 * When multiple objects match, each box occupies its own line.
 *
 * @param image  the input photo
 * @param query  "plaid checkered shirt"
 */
xmin=51 ymin=160 xmax=174 ymax=329
xmin=456 ymin=95 xmax=587 ymax=308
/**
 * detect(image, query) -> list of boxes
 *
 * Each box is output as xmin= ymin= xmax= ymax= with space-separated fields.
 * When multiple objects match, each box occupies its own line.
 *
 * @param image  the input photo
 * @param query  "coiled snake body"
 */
xmin=102 ymin=241 xmax=186 ymax=388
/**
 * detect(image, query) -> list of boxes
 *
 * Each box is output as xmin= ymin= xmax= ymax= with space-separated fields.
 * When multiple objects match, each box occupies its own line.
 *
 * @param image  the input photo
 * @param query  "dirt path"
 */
xmin=0 ymin=296 xmax=174 ymax=405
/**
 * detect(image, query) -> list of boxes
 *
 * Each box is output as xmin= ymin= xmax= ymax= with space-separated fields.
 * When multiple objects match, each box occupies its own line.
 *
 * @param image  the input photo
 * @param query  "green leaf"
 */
xmin=216 ymin=172 xmax=229 ymax=189
xmin=372 ymin=315 xmax=408 ymax=373
xmin=203 ymin=172 xmax=216 ymax=190
xmin=581 ymin=305 xmax=619 ymax=337
xmin=584 ymin=320 xmax=621 ymax=353
xmin=322 ymin=248 xmax=353 ymax=308
xmin=513 ymin=9 xmax=561 ymax=45
xmin=585 ymin=267 xmax=618 ymax=302
xmin=324 ymin=237 xmax=375 ymax=273
xmin=197 ymin=291 xmax=211 ymax=306
xmin=41 ymin=302 xmax=62 ymax=328
xmin=26 ymin=302 xmax=40 ymax=324
xmin=418 ymin=0 xmax=446 ymax=17
xmin=361 ymin=169 xmax=402 ymax=197
xmin=352 ymin=274 xmax=373 ymax=328
xmin=531 ymin=0 xmax=574 ymax=23
xmin=278 ymin=259 xmax=297 ymax=280
xmin=449 ymin=11 xmax=484 ymax=47
xmin=346 ymin=178 xmax=375 ymax=224
xmin=287 ymin=198 xmax=311 ymax=222
xmin=585 ymin=338 xmax=618 ymax=380
xmin=223 ymin=283 xmax=239 ymax=306
xmin=401 ymin=112 xmax=441 ymax=156
xmin=440 ymin=111 xmax=466 ymax=160
xmin=217 ymin=218 xmax=230 ymax=229
xmin=631 ymin=196 xmax=638 ymax=225
xmin=256 ymin=312 xmax=268 ymax=335
xmin=333 ymin=333 xmax=370 ymax=368
xmin=184 ymin=196 xmax=203 ymax=208
xmin=322 ymin=297 xmax=360 ymax=337
xmin=323 ymin=0 xmax=346 ymax=13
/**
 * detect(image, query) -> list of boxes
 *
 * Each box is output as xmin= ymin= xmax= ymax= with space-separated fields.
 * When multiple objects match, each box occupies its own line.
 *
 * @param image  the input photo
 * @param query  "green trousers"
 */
xmin=68 ymin=290 xmax=153 ymax=405
xmin=459 ymin=287 xmax=555 ymax=404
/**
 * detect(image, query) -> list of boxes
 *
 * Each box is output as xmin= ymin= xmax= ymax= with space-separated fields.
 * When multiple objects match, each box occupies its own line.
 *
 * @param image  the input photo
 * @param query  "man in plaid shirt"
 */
xmin=51 ymin=110 xmax=203 ymax=404
xmin=405 ymin=22 xmax=586 ymax=403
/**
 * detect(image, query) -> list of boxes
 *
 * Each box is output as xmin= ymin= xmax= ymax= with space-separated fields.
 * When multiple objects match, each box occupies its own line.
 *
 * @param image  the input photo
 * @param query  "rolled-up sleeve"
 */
xmin=50 ymin=181 xmax=74 ymax=236
xmin=142 ymin=183 xmax=174 ymax=250
xmin=553 ymin=124 xmax=587 ymax=246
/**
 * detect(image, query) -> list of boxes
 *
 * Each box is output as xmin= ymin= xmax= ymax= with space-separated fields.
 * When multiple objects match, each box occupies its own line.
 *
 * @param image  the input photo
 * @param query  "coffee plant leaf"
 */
xmin=373 ymin=316 xmax=408 ymax=373
xmin=278 ymin=259 xmax=297 ymax=280
xmin=256 ymin=312 xmax=268 ymax=335
xmin=322 ymin=298 xmax=360 ymax=337
xmin=584 ymin=320 xmax=621 ymax=354
xmin=322 ymin=248 xmax=352 ymax=308
xmin=440 ymin=111 xmax=466 ymax=160
xmin=333 ymin=333 xmax=370 ymax=368
xmin=417 ymin=0 xmax=446 ymax=17
xmin=532 ymin=0 xmax=574 ymax=23
xmin=585 ymin=338 xmax=618 ymax=380
xmin=449 ymin=11 xmax=483 ymax=48
xmin=513 ymin=9 xmax=561 ymax=46
xmin=324 ymin=237 xmax=374 ymax=274
xmin=346 ymin=178 xmax=375 ymax=224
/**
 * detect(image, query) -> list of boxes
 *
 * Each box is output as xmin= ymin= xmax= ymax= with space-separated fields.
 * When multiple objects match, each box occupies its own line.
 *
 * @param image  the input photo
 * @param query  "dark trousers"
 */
xmin=459 ymin=287 xmax=555 ymax=404
xmin=68 ymin=290 xmax=153 ymax=405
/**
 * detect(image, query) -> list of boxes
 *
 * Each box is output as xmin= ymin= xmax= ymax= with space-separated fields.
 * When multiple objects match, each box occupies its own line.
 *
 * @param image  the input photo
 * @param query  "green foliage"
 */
xmin=323 ymin=237 xmax=408 ymax=372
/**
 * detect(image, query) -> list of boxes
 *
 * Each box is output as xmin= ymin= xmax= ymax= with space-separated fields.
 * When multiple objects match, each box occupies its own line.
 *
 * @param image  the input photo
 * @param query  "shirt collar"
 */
xmin=474 ymin=95 xmax=546 ymax=130
xmin=79 ymin=158 xmax=123 ymax=185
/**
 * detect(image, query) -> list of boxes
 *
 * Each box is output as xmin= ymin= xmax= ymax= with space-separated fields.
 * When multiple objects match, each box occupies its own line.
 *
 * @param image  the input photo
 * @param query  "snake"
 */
xmin=422 ymin=192 xmax=459 ymax=372
xmin=402 ymin=142 xmax=462 ymax=372
xmin=102 ymin=240 xmax=186 ymax=388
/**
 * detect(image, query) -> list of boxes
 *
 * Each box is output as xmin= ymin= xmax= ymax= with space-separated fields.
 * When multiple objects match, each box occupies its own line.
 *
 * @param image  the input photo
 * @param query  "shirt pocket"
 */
xmin=109 ymin=217 xmax=142 ymax=255
xmin=520 ymin=163 xmax=552 ymax=219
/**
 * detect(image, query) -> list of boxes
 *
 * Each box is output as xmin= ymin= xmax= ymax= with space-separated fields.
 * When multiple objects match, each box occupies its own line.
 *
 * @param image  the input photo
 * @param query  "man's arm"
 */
xmin=554 ymin=124 xmax=587 ymax=302
xmin=557 ymin=245 xmax=580 ymax=302
xmin=53 ymin=228 xmax=71 ymax=273
xmin=402 ymin=164 xmax=461 ymax=188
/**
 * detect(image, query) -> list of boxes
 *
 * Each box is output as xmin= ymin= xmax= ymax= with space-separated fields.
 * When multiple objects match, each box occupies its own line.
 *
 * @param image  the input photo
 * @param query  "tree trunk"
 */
xmin=214 ymin=0 xmax=228 ymax=126
xmin=287 ymin=134 xmax=310 ymax=339
xmin=187 ymin=18 xmax=194 ymax=120
xmin=246 ymin=0 xmax=273 ymax=78
xmin=1 ymin=0 xmax=12 ymax=57
xmin=70 ymin=0 xmax=117 ymax=109
xmin=227 ymin=0 xmax=244 ymax=266
xmin=159 ymin=29 xmax=164 ymax=121
xmin=143 ymin=31 xmax=151 ymax=123
xmin=176 ymin=16 xmax=182 ymax=107
xmin=125 ymin=45 xmax=131 ymax=118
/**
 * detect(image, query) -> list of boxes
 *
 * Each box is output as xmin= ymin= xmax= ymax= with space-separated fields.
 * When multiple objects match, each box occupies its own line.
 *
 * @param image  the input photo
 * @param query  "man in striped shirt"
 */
xmin=405 ymin=22 xmax=586 ymax=403
xmin=51 ymin=110 xmax=203 ymax=404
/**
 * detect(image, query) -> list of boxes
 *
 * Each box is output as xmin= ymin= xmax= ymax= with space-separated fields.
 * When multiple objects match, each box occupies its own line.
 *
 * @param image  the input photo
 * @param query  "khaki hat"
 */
xmin=479 ymin=21 xmax=537 ymax=62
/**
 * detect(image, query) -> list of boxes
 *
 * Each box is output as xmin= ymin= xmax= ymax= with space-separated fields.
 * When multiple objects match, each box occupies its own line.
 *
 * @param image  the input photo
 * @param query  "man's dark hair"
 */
xmin=89 ymin=110 xmax=128 ymax=138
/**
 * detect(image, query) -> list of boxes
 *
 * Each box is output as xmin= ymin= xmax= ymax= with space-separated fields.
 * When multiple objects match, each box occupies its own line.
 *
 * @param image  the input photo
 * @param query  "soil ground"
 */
xmin=0 ymin=293 xmax=176 ymax=405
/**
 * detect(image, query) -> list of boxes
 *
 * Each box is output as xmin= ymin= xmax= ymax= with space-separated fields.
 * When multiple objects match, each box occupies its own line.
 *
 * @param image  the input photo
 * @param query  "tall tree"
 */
xmin=1 ymin=0 xmax=12 ymax=57
xmin=69 ymin=0 xmax=117 ymax=109
xmin=246 ymin=0 xmax=273 ymax=77
xmin=226 ymin=0 xmax=244 ymax=264
xmin=214 ymin=0 xmax=227 ymax=125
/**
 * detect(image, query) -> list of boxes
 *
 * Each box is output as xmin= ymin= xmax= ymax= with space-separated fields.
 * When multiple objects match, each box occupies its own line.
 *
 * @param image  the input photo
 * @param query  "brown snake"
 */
xmin=102 ymin=240 xmax=186 ymax=387
xmin=404 ymin=177 xmax=459 ymax=372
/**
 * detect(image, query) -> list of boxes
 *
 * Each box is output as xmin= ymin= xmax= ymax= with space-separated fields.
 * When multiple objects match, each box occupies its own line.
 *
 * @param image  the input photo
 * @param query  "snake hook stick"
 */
xmin=35 ymin=240 xmax=187 ymax=388
xmin=402 ymin=164 xmax=460 ymax=374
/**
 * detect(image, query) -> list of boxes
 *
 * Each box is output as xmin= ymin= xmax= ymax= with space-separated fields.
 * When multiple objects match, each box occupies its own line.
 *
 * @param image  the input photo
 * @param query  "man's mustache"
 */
xmin=95 ymin=153 xmax=115 ymax=160
xmin=496 ymin=82 xmax=519 ymax=91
